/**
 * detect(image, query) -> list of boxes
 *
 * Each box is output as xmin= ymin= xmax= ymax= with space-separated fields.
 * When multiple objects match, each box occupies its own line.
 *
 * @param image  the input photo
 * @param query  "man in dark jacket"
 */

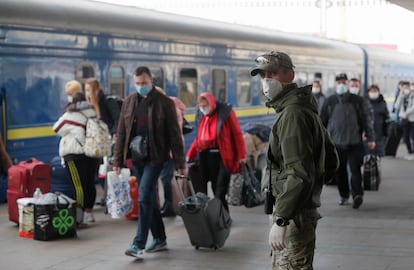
xmin=113 ymin=66 xmax=186 ymax=259
xmin=320 ymin=73 xmax=376 ymax=209
xmin=251 ymin=51 xmax=339 ymax=270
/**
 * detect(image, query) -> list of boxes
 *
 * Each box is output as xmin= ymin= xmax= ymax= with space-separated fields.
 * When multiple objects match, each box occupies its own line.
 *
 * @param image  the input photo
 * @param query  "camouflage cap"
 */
xmin=250 ymin=51 xmax=295 ymax=76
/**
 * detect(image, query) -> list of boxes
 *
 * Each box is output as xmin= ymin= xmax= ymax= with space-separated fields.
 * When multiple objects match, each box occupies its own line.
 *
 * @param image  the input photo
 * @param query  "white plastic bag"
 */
xmin=106 ymin=168 xmax=133 ymax=219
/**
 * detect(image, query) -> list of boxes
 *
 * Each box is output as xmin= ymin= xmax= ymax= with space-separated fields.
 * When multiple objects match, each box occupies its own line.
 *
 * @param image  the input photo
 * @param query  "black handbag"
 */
xmin=33 ymin=193 xmax=77 ymax=241
xmin=182 ymin=116 xmax=193 ymax=134
xmin=241 ymin=163 xmax=264 ymax=208
xmin=129 ymin=135 xmax=148 ymax=161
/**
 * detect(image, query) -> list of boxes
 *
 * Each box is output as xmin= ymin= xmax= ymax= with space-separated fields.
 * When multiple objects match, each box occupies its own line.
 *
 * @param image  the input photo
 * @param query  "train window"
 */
xmin=211 ymin=69 xmax=227 ymax=102
xmin=237 ymin=70 xmax=251 ymax=106
xmin=76 ymin=63 xmax=95 ymax=87
xmin=149 ymin=67 xmax=164 ymax=90
xmin=326 ymin=73 xmax=336 ymax=96
xmin=108 ymin=65 xmax=125 ymax=98
xmin=179 ymin=68 xmax=197 ymax=108
xmin=294 ymin=71 xmax=307 ymax=87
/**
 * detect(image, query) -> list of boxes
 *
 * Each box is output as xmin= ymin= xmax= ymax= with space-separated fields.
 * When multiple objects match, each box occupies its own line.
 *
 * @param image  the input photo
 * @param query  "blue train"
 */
xmin=1 ymin=0 xmax=414 ymax=163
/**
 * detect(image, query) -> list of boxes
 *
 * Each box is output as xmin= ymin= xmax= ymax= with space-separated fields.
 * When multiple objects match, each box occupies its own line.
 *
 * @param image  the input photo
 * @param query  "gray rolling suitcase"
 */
xmin=175 ymin=175 xmax=232 ymax=250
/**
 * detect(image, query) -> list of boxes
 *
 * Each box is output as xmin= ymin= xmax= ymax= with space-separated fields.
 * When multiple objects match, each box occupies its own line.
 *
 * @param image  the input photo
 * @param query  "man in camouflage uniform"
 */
xmin=250 ymin=51 xmax=339 ymax=270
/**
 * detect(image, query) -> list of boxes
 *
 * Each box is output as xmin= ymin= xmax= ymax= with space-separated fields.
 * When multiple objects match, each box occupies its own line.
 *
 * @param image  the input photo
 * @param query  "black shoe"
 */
xmin=353 ymin=195 xmax=363 ymax=209
xmin=160 ymin=208 xmax=176 ymax=217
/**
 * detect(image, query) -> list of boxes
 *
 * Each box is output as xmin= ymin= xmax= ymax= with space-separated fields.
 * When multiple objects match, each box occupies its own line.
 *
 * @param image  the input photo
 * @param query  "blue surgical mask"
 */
xmin=336 ymin=84 xmax=348 ymax=95
xmin=135 ymin=85 xmax=151 ymax=96
xmin=200 ymin=106 xmax=210 ymax=115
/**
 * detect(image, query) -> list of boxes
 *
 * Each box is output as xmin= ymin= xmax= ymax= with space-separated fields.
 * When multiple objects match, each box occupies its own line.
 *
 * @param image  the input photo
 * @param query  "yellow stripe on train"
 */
xmin=7 ymin=107 xmax=274 ymax=140
xmin=184 ymin=106 xmax=274 ymax=121
xmin=8 ymin=126 xmax=55 ymax=140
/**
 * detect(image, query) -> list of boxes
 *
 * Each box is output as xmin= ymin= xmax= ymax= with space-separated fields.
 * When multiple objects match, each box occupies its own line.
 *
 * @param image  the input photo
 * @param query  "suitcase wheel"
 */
xmin=195 ymin=246 xmax=199 ymax=250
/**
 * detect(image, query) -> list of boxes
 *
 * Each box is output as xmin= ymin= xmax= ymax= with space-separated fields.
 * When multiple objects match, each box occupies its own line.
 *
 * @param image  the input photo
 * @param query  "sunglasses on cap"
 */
xmin=255 ymin=55 xmax=274 ymax=65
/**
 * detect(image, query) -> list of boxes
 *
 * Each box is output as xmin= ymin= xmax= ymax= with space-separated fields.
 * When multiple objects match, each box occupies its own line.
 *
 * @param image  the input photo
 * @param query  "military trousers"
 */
xmin=272 ymin=209 xmax=320 ymax=270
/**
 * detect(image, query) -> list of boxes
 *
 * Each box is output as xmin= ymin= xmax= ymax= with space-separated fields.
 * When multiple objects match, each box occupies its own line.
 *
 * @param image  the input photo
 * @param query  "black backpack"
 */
xmin=105 ymin=95 xmax=123 ymax=134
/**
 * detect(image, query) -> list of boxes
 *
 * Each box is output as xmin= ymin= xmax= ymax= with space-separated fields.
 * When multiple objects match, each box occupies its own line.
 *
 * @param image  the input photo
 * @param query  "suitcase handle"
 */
xmin=174 ymin=174 xmax=196 ymax=201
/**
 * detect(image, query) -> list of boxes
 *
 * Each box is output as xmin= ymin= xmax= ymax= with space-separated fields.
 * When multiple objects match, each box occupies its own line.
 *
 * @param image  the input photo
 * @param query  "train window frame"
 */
xmin=76 ymin=62 xmax=96 ymax=88
xmin=108 ymin=64 xmax=125 ymax=98
xmin=293 ymin=71 xmax=308 ymax=87
xmin=178 ymin=67 xmax=198 ymax=108
xmin=236 ymin=69 xmax=251 ymax=107
xmin=210 ymin=68 xmax=227 ymax=102
xmin=148 ymin=67 xmax=165 ymax=90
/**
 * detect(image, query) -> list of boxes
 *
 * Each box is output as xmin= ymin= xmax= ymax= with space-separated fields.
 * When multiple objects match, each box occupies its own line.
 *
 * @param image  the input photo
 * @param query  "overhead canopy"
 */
xmin=388 ymin=0 xmax=414 ymax=12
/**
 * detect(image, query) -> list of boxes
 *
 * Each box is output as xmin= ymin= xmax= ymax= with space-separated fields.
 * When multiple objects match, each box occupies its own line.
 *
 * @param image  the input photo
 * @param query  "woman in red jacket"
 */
xmin=186 ymin=92 xmax=246 ymax=211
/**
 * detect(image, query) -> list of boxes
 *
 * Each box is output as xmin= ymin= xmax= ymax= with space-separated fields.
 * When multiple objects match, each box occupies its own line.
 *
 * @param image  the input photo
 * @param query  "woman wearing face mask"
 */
xmin=64 ymin=80 xmax=82 ymax=110
xmin=394 ymin=81 xmax=414 ymax=159
xmin=366 ymin=85 xmax=389 ymax=156
xmin=186 ymin=92 xmax=246 ymax=212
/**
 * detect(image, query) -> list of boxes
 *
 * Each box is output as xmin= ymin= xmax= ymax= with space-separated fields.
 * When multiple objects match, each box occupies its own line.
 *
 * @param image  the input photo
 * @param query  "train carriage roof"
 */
xmin=0 ymin=0 xmax=362 ymax=59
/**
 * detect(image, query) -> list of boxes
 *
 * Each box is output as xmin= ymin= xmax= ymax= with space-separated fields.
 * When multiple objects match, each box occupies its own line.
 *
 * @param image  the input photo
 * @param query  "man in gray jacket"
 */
xmin=320 ymin=73 xmax=375 ymax=209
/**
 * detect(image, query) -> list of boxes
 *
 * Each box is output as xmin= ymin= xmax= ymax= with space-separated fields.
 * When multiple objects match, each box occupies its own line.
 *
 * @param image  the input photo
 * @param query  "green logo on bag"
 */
xmin=52 ymin=209 xmax=75 ymax=235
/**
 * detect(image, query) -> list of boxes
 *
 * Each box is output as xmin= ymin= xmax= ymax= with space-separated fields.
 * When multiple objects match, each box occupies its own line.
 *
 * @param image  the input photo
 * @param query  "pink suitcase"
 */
xmin=7 ymin=158 xmax=51 ymax=224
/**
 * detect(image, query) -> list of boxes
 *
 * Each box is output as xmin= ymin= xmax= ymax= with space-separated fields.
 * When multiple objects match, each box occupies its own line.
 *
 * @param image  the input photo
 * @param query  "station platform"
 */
xmin=0 ymin=148 xmax=413 ymax=270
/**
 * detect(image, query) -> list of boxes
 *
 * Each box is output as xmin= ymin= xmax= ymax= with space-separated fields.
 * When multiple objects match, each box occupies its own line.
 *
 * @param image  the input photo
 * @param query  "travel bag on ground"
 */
xmin=50 ymin=156 xmax=75 ymax=199
xmin=125 ymin=176 xmax=139 ymax=220
xmin=384 ymin=121 xmax=403 ymax=156
xmin=241 ymin=163 xmax=264 ymax=208
xmin=33 ymin=192 xmax=77 ymax=241
xmin=176 ymin=175 xmax=231 ymax=250
xmin=7 ymin=158 xmax=51 ymax=224
xmin=363 ymin=154 xmax=381 ymax=191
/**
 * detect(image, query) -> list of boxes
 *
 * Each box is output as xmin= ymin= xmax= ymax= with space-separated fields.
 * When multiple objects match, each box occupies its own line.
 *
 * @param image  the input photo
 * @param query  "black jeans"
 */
xmin=335 ymin=144 xmax=364 ymax=200
xmin=402 ymin=121 xmax=414 ymax=154
xmin=196 ymin=149 xmax=231 ymax=211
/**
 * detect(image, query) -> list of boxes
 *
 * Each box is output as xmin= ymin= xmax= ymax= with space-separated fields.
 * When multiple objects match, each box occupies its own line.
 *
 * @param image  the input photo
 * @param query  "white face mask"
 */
xmin=85 ymin=91 xmax=91 ymax=99
xmin=312 ymin=87 xmax=321 ymax=94
xmin=349 ymin=87 xmax=359 ymax=95
xmin=336 ymin=84 xmax=348 ymax=95
xmin=67 ymin=95 xmax=73 ymax=103
xmin=261 ymin=78 xmax=283 ymax=100
xmin=368 ymin=92 xmax=379 ymax=100
xmin=200 ymin=106 xmax=210 ymax=115
xmin=403 ymin=89 xmax=410 ymax=96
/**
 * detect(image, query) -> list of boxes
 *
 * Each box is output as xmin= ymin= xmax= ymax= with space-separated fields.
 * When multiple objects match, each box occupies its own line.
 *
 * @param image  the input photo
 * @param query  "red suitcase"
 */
xmin=7 ymin=158 xmax=51 ymax=224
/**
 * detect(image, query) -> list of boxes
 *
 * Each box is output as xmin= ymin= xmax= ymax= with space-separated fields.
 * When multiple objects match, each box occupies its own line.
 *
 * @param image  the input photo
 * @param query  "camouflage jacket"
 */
xmin=264 ymin=83 xmax=339 ymax=220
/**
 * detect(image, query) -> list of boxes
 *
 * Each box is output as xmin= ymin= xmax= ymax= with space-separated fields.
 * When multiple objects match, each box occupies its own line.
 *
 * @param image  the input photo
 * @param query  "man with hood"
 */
xmin=186 ymin=92 xmax=246 ymax=212
xmin=250 ymin=51 xmax=338 ymax=270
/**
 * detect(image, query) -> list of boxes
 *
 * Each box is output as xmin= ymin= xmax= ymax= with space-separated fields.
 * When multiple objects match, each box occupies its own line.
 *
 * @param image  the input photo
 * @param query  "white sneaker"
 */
xmin=404 ymin=154 xmax=414 ymax=161
xmin=83 ymin=212 xmax=95 ymax=224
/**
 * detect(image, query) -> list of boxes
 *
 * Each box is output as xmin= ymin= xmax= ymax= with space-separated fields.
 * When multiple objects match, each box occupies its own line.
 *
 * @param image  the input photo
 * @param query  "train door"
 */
xmin=178 ymin=68 xmax=198 ymax=108
xmin=211 ymin=69 xmax=227 ymax=102
xmin=108 ymin=64 xmax=126 ymax=98
xmin=76 ymin=62 xmax=95 ymax=89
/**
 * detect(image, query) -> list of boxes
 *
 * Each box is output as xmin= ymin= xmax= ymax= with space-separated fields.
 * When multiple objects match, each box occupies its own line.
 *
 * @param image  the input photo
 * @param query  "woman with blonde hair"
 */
xmin=84 ymin=78 xmax=116 ymax=134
